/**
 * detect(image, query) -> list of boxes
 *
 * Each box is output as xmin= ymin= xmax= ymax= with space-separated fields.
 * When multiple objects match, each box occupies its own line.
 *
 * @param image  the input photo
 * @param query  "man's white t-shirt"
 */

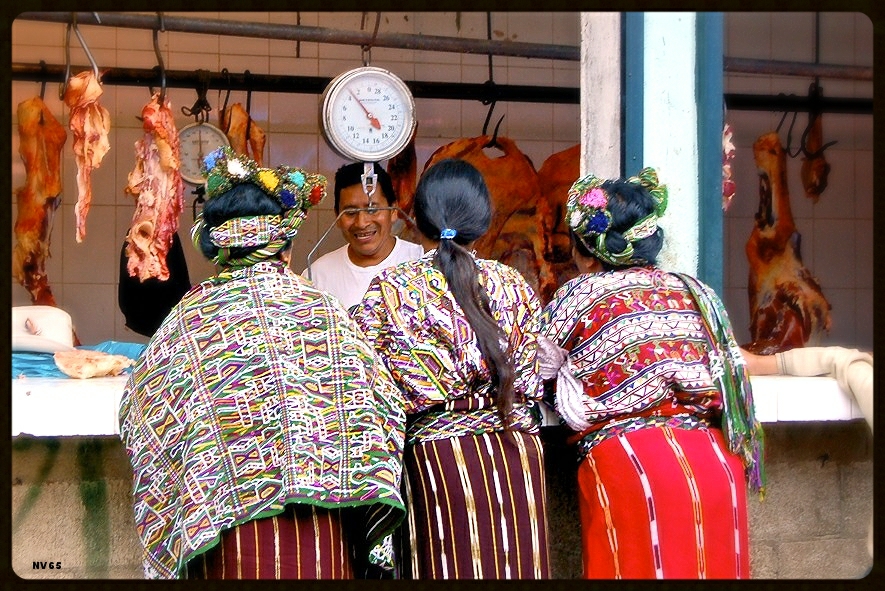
xmin=303 ymin=237 xmax=424 ymax=310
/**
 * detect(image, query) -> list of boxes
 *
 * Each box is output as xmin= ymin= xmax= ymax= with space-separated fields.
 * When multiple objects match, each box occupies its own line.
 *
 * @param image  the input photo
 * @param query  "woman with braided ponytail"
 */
xmin=538 ymin=168 xmax=765 ymax=579
xmin=351 ymin=158 xmax=551 ymax=579
xmin=119 ymin=147 xmax=407 ymax=580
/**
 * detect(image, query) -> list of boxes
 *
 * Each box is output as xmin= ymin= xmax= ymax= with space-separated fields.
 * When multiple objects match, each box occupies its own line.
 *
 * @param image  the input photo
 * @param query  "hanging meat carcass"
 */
xmin=744 ymin=131 xmax=831 ymax=354
xmin=13 ymin=97 xmax=68 ymax=306
xmin=419 ymin=135 xmax=556 ymax=300
xmin=722 ymin=122 xmax=737 ymax=211
xmin=63 ymin=70 xmax=111 ymax=243
xmin=220 ymin=102 xmax=266 ymax=166
xmin=799 ymin=83 xmax=834 ymax=203
xmin=386 ymin=124 xmax=421 ymax=242
xmin=123 ymin=93 xmax=185 ymax=282
xmin=536 ymin=144 xmax=581 ymax=297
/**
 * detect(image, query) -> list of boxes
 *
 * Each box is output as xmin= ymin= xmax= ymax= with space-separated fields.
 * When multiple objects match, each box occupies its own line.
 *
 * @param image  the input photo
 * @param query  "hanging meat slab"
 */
xmin=722 ymin=122 xmax=737 ymax=211
xmin=744 ymin=131 xmax=831 ymax=354
xmin=800 ymin=115 xmax=831 ymax=203
xmin=63 ymin=70 xmax=111 ymax=243
xmin=220 ymin=102 xmax=266 ymax=166
xmin=387 ymin=123 xmax=418 ymax=214
xmin=536 ymin=144 xmax=581 ymax=298
xmin=124 ymin=93 xmax=185 ymax=282
xmin=386 ymin=124 xmax=421 ymax=243
xmin=13 ymin=97 xmax=68 ymax=306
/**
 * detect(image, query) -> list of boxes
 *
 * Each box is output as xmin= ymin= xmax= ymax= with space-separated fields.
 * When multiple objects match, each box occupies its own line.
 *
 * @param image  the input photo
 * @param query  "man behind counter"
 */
xmin=304 ymin=162 xmax=423 ymax=310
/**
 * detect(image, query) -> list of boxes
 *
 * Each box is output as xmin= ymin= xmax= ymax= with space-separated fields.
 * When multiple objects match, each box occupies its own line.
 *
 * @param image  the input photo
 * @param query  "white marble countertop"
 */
xmin=11 ymin=374 xmax=864 ymax=438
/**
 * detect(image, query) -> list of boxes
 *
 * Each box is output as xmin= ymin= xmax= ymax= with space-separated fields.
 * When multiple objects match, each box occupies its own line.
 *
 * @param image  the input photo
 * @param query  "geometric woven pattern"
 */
xmin=351 ymin=251 xmax=544 ymax=443
xmin=539 ymin=267 xmax=724 ymax=427
xmin=119 ymin=260 xmax=406 ymax=579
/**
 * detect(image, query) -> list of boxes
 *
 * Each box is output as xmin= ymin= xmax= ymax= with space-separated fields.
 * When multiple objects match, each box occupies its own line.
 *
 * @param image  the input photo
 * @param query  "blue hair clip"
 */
xmin=440 ymin=228 xmax=457 ymax=240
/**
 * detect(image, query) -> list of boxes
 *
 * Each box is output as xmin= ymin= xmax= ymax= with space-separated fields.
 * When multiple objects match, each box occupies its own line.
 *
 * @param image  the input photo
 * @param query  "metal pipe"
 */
xmin=725 ymin=93 xmax=871 ymax=115
xmin=16 ymin=12 xmax=581 ymax=61
xmin=13 ymin=62 xmax=872 ymax=115
xmin=10 ymin=62 xmax=581 ymax=105
xmin=724 ymin=57 xmax=872 ymax=81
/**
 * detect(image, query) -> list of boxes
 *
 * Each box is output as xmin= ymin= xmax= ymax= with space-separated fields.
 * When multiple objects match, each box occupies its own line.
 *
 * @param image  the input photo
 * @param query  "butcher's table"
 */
xmin=11 ymin=374 xmax=865 ymax=438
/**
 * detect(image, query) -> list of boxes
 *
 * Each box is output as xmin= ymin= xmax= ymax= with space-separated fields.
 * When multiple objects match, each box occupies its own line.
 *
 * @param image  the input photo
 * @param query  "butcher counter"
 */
xmin=11 ymin=373 xmax=863 ymax=437
xmin=10 ymin=372 xmax=872 ymax=580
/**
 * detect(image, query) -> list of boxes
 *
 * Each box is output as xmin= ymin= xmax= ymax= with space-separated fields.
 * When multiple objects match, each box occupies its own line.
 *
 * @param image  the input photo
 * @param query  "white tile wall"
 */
xmin=723 ymin=12 xmax=873 ymax=352
xmin=10 ymin=12 xmax=581 ymax=346
xmin=11 ymin=12 xmax=871 ymax=355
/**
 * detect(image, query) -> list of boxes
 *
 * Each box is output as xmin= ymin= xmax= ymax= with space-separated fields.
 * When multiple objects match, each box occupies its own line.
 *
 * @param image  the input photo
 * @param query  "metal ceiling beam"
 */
xmin=12 ymin=62 xmax=872 ymax=114
xmin=10 ymin=62 xmax=581 ymax=105
xmin=16 ymin=12 xmax=581 ymax=61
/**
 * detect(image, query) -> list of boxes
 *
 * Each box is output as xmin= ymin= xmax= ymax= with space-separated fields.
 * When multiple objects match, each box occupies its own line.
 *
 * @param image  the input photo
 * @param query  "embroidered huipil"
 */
xmin=119 ymin=260 xmax=406 ymax=578
xmin=352 ymin=251 xmax=543 ymax=444
xmin=539 ymin=267 xmax=725 ymax=455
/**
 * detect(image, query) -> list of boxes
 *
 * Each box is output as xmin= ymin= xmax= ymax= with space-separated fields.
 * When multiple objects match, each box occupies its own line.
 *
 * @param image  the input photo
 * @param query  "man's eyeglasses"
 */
xmin=338 ymin=206 xmax=397 ymax=220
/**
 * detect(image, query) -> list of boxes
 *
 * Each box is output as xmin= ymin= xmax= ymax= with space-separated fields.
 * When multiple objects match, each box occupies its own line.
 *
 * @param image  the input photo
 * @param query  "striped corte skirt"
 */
xmin=401 ymin=429 xmax=551 ymax=579
xmin=186 ymin=504 xmax=354 ymax=579
xmin=577 ymin=425 xmax=751 ymax=579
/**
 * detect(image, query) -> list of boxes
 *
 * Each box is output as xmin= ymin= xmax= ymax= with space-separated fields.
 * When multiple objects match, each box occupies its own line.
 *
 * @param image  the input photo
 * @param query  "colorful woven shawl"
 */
xmin=351 ymin=251 xmax=544 ymax=444
xmin=119 ymin=260 xmax=406 ymax=578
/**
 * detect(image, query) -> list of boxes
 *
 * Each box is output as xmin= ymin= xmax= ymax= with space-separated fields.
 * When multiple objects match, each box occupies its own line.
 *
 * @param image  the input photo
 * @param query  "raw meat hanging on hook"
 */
xmin=63 ymin=70 xmax=111 ymax=243
xmin=744 ymin=131 xmax=831 ymax=354
xmin=220 ymin=103 xmax=266 ymax=166
xmin=13 ymin=96 xmax=67 ymax=305
xmin=799 ymin=82 xmax=836 ymax=203
xmin=124 ymin=92 xmax=185 ymax=282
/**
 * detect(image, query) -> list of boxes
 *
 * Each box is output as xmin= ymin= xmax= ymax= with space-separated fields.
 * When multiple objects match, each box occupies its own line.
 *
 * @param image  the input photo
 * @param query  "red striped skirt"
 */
xmin=577 ymin=425 xmax=750 ymax=579
xmin=402 ymin=430 xmax=551 ymax=579
xmin=185 ymin=504 xmax=354 ymax=579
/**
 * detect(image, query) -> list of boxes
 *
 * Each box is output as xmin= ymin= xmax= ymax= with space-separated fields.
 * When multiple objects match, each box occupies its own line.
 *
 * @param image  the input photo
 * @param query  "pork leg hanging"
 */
xmin=386 ymin=124 xmax=421 ymax=242
xmin=124 ymin=92 xmax=185 ymax=282
xmin=799 ymin=83 xmax=834 ymax=203
xmin=220 ymin=102 xmax=267 ymax=166
xmin=536 ymin=144 xmax=581 ymax=300
xmin=745 ymin=131 xmax=831 ymax=354
xmin=63 ymin=70 xmax=111 ymax=243
xmin=13 ymin=97 xmax=68 ymax=306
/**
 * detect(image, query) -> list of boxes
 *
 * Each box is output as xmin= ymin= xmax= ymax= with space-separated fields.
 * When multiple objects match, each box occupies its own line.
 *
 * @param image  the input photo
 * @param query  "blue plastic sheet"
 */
xmin=11 ymin=341 xmax=146 ymax=378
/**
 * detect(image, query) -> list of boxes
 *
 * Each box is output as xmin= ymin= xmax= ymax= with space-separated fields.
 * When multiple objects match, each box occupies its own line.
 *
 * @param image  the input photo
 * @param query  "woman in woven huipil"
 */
xmin=119 ymin=147 xmax=406 ymax=579
xmin=351 ymin=158 xmax=551 ymax=579
xmin=538 ymin=168 xmax=765 ymax=579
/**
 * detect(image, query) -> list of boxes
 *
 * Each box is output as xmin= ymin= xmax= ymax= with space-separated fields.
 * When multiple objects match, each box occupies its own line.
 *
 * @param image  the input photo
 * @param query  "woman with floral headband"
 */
xmin=118 ymin=146 xmax=407 ymax=580
xmin=351 ymin=158 xmax=551 ymax=579
xmin=537 ymin=168 xmax=765 ymax=579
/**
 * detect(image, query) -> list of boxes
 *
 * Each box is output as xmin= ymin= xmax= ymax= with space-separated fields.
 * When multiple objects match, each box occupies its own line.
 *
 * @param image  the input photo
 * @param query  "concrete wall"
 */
xmin=11 ymin=420 xmax=872 ymax=580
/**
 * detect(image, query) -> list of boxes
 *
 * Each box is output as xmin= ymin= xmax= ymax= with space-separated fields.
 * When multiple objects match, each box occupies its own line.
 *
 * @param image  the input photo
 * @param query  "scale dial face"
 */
xmin=178 ymin=122 xmax=231 ymax=184
xmin=321 ymin=66 xmax=417 ymax=162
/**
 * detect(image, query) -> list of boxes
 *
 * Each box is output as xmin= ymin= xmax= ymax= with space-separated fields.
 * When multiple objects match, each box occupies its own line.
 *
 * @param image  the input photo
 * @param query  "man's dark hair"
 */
xmin=333 ymin=162 xmax=397 ymax=213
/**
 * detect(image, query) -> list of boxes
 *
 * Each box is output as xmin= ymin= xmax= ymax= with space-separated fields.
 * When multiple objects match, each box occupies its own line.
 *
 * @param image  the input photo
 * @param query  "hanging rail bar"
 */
xmin=15 ymin=13 xmax=873 ymax=81
xmin=11 ymin=62 xmax=872 ymax=114
xmin=16 ymin=12 xmax=581 ymax=61
xmin=725 ymin=57 xmax=872 ymax=81
xmin=10 ymin=62 xmax=582 ymax=105
xmin=724 ymin=93 xmax=870 ymax=115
